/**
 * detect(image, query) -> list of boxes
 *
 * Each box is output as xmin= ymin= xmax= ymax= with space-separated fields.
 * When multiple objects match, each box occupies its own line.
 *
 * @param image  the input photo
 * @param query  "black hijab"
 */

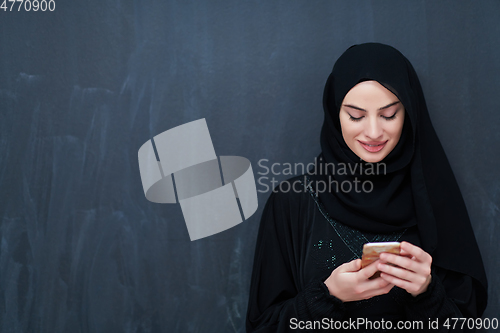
xmin=309 ymin=43 xmax=487 ymax=313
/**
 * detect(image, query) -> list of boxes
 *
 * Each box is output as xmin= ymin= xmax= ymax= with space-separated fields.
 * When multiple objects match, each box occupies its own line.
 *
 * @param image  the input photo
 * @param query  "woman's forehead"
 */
xmin=342 ymin=81 xmax=401 ymax=106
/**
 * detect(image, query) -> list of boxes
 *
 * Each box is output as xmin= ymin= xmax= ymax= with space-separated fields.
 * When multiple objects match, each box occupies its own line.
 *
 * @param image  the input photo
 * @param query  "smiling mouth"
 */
xmin=358 ymin=140 xmax=388 ymax=153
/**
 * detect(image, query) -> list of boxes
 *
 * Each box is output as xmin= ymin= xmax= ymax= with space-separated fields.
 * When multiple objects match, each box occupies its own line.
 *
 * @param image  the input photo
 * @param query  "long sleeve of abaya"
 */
xmin=396 ymin=267 xmax=484 ymax=332
xmin=246 ymin=191 xmax=346 ymax=332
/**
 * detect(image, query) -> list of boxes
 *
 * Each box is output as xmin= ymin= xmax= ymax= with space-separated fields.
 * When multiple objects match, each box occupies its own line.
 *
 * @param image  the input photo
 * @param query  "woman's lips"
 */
xmin=358 ymin=140 xmax=388 ymax=153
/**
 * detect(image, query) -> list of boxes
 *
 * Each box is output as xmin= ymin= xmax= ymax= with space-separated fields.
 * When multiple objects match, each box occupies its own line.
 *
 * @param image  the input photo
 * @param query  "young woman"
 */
xmin=246 ymin=43 xmax=488 ymax=332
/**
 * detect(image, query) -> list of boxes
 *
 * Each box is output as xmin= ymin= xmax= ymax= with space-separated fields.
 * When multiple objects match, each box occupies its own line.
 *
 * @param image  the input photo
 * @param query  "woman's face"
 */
xmin=339 ymin=80 xmax=405 ymax=163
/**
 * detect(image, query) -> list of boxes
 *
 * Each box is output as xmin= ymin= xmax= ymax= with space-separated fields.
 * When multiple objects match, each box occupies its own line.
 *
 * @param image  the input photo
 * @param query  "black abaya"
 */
xmin=246 ymin=176 xmax=482 ymax=332
xmin=246 ymin=43 xmax=487 ymax=332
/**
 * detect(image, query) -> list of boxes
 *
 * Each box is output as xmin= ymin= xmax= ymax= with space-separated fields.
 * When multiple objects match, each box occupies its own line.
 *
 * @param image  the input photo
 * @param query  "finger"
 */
xmin=339 ymin=259 xmax=361 ymax=272
xmin=400 ymin=242 xmax=432 ymax=264
xmin=379 ymin=253 xmax=420 ymax=273
xmin=378 ymin=262 xmax=430 ymax=291
xmin=378 ymin=261 xmax=419 ymax=282
xmin=380 ymin=252 xmax=431 ymax=277
xmin=380 ymin=272 xmax=428 ymax=296
xmin=360 ymin=282 xmax=395 ymax=299
xmin=352 ymin=277 xmax=393 ymax=299
xmin=379 ymin=272 xmax=414 ymax=292
xmin=380 ymin=252 xmax=414 ymax=268
xmin=359 ymin=259 xmax=382 ymax=279
xmin=360 ymin=276 xmax=393 ymax=291
xmin=399 ymin=248 xmax=415 ymax=259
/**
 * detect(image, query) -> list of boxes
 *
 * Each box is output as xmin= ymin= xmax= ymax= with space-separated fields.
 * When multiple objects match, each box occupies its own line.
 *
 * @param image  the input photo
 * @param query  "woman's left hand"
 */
xmin=377 ymin=241 xmax=432 ymax=297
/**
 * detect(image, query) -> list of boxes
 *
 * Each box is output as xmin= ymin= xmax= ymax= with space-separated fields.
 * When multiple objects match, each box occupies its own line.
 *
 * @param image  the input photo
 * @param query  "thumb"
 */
xmin=340 ymin=259 xmax=361 ymax=272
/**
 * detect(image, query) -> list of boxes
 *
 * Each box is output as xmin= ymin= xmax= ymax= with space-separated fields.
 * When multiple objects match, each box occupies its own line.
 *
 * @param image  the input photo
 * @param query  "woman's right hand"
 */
xmin=323 ymin=259 xmax=394 ymax=302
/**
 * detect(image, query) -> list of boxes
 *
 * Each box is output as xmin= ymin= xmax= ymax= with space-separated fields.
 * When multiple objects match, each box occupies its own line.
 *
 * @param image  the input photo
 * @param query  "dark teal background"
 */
xmin=1 ymin=1 xmax=499 ymax=332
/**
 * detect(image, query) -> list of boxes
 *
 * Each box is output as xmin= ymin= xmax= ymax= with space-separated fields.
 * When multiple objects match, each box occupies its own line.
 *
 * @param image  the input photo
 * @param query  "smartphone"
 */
xmin=361 ymin=242 xmax=401 ymax=278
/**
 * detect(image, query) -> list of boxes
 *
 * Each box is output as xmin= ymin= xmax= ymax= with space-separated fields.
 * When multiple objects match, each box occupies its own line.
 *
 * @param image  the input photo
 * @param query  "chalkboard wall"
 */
xmin=1 ymin=1 xmax=499 ymax=332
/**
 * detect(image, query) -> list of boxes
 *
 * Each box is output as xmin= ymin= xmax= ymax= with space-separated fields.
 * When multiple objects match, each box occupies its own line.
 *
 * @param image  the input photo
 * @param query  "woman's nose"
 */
xmin=365 ymin=117 xmax=383 ymax=139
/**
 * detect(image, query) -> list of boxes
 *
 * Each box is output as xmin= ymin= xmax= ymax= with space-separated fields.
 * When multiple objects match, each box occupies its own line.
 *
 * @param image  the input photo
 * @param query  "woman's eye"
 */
xmin=381 ymin=112 xmax=397 ymax=120
xmin=349 ymin=115 xmax=363 ymax=122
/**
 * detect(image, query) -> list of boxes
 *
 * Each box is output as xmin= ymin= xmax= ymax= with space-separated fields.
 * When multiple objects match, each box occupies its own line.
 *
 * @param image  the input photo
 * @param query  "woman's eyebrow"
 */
xmin=378 ymin=101 xmax=400 ymax=110
xmin=343 ymin=104 xmax=366 ymax=111
xmin=343 ymin=101 xmax=400 ymax=112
